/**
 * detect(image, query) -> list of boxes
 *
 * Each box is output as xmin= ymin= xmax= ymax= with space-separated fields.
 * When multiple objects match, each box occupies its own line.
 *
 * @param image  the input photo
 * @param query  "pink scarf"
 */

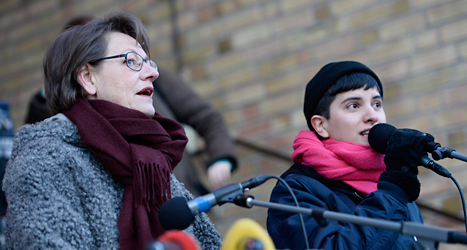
xmin=292 ymin=130 xmax=385 ymax=195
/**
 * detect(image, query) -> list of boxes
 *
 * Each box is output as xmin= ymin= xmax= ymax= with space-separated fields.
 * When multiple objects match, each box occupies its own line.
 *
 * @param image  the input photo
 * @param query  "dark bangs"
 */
xmin=314 ymin=73 xmax=382 ymax=119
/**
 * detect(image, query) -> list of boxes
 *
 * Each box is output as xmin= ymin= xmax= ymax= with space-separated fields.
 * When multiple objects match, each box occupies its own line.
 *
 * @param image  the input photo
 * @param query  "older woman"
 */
xmin=3 ymin=13 xmax=221 ymax=250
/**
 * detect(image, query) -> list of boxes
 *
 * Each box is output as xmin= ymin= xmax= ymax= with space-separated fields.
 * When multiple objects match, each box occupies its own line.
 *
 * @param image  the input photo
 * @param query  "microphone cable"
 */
xmin=448 ymin=175 xmax=467 ymax=232
xmin=424 ymin=153 xmax=467 ymax=232
xmin=269 ymin=175 xmax=310 ymax=250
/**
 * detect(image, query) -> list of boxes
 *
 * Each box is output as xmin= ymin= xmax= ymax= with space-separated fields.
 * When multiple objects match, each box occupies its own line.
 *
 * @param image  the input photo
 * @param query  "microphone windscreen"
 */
xmin=159 ymin=197 xmax=194 ymax=230
xmin=221 ymin=218 xmax=275 ymax=250
xmin=368 ymin=123 xmax=397 ymax=154
xmin=157 ymin=230 xmax=200 ymax=250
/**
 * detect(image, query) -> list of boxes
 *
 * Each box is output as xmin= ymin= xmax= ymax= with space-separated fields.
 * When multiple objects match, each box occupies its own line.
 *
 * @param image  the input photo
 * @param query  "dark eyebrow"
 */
xmin=340 ymin=95 xmax=382 ymax=105
xmin=373 ymin=95 xmax=383 ymax=100
xmin=340 ymin=96 xmax=361 ymax=105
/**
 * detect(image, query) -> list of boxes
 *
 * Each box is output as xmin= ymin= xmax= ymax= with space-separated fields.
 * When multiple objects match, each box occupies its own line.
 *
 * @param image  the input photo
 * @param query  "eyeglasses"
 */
xmin=93 ymin=52 xmax=158 ymax=71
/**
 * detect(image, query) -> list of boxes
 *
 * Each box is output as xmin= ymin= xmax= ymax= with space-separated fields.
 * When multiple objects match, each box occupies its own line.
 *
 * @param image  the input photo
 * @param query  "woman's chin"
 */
xmin=143 ymin=108 xmax=155 ymax=117
xmin=360 ymin=138 xmax=370 ymax=146
xmin=135 ymin=105 xmax=155 ymax=117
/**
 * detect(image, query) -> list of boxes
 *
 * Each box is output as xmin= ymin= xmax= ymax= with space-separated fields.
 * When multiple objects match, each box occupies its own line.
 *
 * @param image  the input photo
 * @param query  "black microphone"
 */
xmin=368 ymin=123 xmax=451 ymax=178
xmin=368 ymin=123 xmax=441 ymax=154
xmin=159 ymin=175 xmax=273 ymax=230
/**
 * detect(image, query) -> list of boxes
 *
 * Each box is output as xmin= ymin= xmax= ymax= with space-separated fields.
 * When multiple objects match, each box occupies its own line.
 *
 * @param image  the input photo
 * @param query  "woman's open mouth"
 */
xmin=137 ymin=87 xmax=153 ymax=96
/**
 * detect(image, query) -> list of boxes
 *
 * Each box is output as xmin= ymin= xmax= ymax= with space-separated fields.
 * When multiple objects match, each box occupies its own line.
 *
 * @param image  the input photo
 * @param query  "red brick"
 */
xmin=244 ymin=103 xmax=259 ymax=121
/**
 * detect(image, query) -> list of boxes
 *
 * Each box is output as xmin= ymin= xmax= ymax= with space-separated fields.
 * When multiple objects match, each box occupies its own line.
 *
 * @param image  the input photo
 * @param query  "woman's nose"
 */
xmin=364 ymin=105 xmax=379 ymax=124
xmin=141 ymin=63 xmax=159 ymax=82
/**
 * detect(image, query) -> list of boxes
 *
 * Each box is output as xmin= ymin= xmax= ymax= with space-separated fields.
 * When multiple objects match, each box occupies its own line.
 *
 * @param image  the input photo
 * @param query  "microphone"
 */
xmin=221 ymin=218 xmax=275 ymax=250
xmin=368 ymin=123 xmax=451 ymax=178
xmin=368 ymin=123 xmax=441 ymax=154
xmin=159 ymin=175 xmax=273 ymax=230
xmin=146 ymin=230 xmax=200 ymax=250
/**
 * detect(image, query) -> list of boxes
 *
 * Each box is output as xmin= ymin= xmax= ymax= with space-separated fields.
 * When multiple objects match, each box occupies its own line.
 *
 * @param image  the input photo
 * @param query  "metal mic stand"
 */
xmin=431 ymin=147 xmax=467 ymax=162
xmin=232 ymin=195 xmax=467 ymax=249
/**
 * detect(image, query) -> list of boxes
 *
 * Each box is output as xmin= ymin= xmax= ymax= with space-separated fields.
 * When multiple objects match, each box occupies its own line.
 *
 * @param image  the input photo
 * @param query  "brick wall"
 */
xmin=2 ymin=0 xmax=467 ymax=248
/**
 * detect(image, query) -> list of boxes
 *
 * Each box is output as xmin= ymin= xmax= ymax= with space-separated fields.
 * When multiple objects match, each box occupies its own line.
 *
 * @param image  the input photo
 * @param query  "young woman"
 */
xmin=267 ymin=61 xmax=434 ymax=249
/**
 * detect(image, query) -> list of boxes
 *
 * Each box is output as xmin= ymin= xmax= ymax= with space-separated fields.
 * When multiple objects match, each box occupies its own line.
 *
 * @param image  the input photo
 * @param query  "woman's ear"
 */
xmin=77 ymin=64 xmax=97 ymax=97
xmin=311 ymin=115 xmax=329 ymax=139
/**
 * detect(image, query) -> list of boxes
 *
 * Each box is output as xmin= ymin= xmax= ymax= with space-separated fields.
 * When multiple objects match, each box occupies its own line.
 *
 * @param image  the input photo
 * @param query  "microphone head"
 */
xmin=156 ymin=230 xmax=200 ymax=250
xmin=221 ymin=218 xmax=275 ymax=250
xmin=159 ymin=197 xmax=194 ymax=230
xmin=368 ymin=123 xmax=397 ymax=154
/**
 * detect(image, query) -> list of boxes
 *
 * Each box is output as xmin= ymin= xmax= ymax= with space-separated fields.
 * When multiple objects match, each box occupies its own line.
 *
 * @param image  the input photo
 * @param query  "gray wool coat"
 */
xmin=3 ymin=114 xmax=222 ymax=249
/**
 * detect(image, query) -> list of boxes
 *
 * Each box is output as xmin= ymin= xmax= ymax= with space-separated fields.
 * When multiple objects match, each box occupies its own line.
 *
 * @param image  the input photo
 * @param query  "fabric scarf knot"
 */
xmin=292 ymin=130 xmax=385 ymax=195
xmin=64 ymin=97 xmax=188 ymax=250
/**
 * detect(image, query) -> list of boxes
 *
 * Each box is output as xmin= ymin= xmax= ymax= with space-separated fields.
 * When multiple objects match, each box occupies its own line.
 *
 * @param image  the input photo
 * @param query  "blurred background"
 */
xmin=1 ymin=0 xmax=467 ymax=249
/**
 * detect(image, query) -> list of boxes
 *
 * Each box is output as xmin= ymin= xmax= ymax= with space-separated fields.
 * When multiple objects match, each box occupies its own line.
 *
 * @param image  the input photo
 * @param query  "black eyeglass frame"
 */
xmin=92 ymin=52 xmax=158 ymax=72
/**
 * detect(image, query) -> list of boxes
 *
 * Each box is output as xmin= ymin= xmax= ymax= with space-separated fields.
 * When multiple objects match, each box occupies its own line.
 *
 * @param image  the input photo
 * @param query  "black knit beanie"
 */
xmin=304 ymin=61 xmax=383 ymax=131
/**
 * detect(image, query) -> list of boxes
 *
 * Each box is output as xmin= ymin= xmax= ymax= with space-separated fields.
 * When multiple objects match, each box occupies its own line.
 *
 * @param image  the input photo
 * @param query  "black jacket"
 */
xmin=267 ymin=163 xmax=425 ymax=249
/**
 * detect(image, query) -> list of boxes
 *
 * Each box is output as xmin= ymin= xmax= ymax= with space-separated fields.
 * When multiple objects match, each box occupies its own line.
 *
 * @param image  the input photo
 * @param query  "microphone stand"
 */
xmin=232 ymin=194 xmax=467 ymax=249
xmin=431 ymin=147 xmax=467 ymax=162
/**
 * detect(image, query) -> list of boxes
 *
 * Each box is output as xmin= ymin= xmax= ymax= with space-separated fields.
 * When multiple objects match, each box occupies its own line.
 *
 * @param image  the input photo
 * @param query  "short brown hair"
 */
xmin=43 ymin=12 xmax=150 ymax=114
xmin=62 ymin=16 xmax=94 ymax=31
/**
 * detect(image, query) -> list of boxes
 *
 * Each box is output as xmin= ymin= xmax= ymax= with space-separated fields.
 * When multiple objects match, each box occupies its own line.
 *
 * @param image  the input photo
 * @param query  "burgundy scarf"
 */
xmin=64 ymin=98 xmax=188 ymax=250
xmin=292 ymin=130 xmax=385 ymax=195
